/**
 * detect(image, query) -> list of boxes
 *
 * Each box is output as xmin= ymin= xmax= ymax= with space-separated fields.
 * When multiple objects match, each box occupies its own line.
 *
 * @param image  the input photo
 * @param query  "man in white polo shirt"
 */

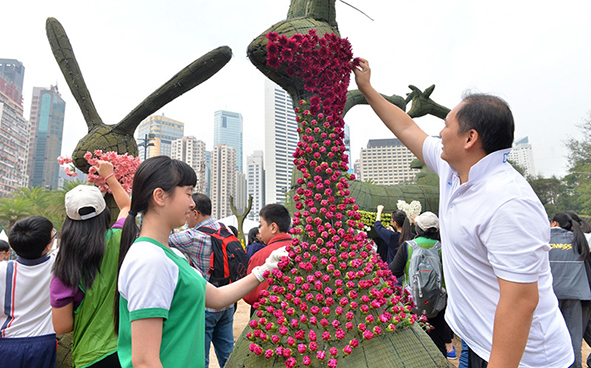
xmin=352 ymin=58 xmax=573 ymax=368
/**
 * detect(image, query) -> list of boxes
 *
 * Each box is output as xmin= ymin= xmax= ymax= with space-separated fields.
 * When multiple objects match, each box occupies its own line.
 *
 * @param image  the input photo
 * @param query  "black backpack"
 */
xmin=198 ymin=225 xmax=248 ymax=287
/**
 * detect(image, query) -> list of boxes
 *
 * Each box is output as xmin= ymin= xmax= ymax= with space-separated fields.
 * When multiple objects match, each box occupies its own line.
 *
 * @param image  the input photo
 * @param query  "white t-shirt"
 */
xmin=423 ymin=136 xmax=573 ymax=367
xmin=0 ymin=254 xmax=55 ymax=338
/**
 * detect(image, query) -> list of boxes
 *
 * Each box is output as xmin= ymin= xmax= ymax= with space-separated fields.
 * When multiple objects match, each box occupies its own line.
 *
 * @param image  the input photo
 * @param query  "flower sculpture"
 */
xmin=58 ymin=150 xmax=141 ymax=194
xmin=396 ymin=200 xmax=422 ymax=220
xmin=242 ymin=30 xmax=432 ymax=368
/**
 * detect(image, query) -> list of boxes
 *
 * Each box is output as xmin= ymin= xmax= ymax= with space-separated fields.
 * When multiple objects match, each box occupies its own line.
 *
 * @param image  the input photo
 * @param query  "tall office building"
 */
xmin=205 ymin=151 xmax=211 ymax=197
xmin=236 ymin=172 xmax=247 ymax=213
xmin=28 ymin=86 xmax=66 ymax=190
xmin=343 ymin=123 xmax=353 ymax=174
xmin=210 ymin=144 xmax=236 ymax=219
xmin=264 ymin=80 xmax=298 ymax=204
xmin=171 ymin=136 xmax=207 ymax=193
xmin=214 ymin=110 xmax=243 ymax=172
xmin=0 ymin=60 xmax=29 ymax=196
xmin=135 ymin=115 xmax=184 ymax=160
xmin=0 ymin=59 xmax=25 ymax=105
xmin=247 ymin=150 xmax=265 ymax=221
xmin=353 ymin=159 xmax=361 ymax=180
xmin=508 ymin=136 xmax=536 ymax=177
xmin=359 ymin=138 xmax=420 ymax=185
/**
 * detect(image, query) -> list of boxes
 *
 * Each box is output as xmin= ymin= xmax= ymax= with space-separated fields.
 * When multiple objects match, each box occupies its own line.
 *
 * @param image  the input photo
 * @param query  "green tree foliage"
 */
xmin=0 ymin=180 xmax=87 ymax=231
xmin=527 ymin=175 xmax=571 ymax=216
xmin=564 ymin=112 xmax=591 ymax=216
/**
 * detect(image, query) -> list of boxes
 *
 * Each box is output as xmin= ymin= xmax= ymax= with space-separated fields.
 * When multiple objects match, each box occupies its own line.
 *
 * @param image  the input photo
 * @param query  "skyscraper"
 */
xmin=508 ymin=136 xmax=536 ymax=177
xmin=171 ymin=136 xmax=207 ymax=193
xmin=205 ymin=151 xmax=211 ymax=197
xmin=236 ymin=172 xmax=247 ymax=213
xmin=0 ymin=59 xmax=29 ymax=196
xmin=0 ymin=59 xmax=25 ymax=105
xmin=343 ymin=123 xmax=352 ymax=174
xmin=264 ymin=80 xmax=298 ymax=204
xmin=28 ymin=86 xmax=66 ymax=190
xmin=135 ymin=115 xmax=184 ymax=160
xmin=214 ymin=110 xmax=243 ymax=172
xmin=247 ymin=150 xmax=265 ymax=221
xmin=210 ymin=144 xmax=236 ymax=219
xmin=359 ymin=138 xmax=420 ymax=185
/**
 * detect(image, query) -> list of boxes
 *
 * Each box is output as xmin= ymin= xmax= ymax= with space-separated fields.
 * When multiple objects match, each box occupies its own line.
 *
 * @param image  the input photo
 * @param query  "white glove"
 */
xmin=252 ymin=246 xmax=289 ymax=282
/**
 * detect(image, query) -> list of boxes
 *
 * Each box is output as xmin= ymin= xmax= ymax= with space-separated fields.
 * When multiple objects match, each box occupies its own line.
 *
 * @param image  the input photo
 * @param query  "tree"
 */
xmin=565 ymin=112 xmax=591 ymax=215
xmin=0 ymin=197 xmax=31 ymax=229
xmin=528 ymin=175 xmax=572 ymax=216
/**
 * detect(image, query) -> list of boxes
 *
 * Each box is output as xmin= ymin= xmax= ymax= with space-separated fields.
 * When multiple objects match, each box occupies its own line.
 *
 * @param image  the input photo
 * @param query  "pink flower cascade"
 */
xmin=245 ymin=31 xmax=424 ymax=367
xmin=57 ymin=155 xmax=78 ymax=177
xmin=84 ymin=150 xmax=140 ymax=194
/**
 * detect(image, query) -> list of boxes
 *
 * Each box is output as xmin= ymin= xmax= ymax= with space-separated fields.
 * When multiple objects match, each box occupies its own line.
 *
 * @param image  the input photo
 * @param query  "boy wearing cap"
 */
xmin=0 ymin=216 xmax=57 ymax=368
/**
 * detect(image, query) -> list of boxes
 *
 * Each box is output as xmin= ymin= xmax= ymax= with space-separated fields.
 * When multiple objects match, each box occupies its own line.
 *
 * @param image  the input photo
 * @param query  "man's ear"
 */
xmin=152 ymin=188 xmax=166 ymax=207
xmin=464 ymin=129 xmax=480 ymax=150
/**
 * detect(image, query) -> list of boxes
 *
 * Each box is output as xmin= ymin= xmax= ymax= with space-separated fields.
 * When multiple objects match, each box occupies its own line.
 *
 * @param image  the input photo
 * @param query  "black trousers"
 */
xmin=468 ymin=348 xmax=488 ymax=368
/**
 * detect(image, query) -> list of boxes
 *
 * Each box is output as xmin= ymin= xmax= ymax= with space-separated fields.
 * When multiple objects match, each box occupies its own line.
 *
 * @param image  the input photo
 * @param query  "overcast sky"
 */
xmin=3 ymin=0 xmax=590 ymax=178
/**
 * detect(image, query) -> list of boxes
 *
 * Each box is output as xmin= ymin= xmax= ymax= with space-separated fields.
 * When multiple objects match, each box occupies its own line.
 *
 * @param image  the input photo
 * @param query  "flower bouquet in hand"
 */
xmin=85 ymin=150 xmax=140 ymax=194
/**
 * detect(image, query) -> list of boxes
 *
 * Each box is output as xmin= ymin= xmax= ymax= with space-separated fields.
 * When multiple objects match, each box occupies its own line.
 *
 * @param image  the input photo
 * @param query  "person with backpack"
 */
xmin=389 ymin=211 xmax=452 ymax=357
xmin=549 ymin=212 xmax=591 ymax=368
xmin=244 ymin=204 xmax=293 ymax=310
xmin=168 ymin=193 xmax=247 ymax=368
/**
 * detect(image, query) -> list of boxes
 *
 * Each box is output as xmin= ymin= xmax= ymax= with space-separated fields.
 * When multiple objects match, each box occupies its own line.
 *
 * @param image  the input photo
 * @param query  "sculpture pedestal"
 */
xmin=226 ymin=324 xmax=454 ymax=367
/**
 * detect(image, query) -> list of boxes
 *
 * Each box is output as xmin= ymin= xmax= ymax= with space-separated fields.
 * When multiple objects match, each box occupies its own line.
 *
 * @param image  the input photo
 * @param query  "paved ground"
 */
xmin=210 ymin=300 xmax=591 ymax=368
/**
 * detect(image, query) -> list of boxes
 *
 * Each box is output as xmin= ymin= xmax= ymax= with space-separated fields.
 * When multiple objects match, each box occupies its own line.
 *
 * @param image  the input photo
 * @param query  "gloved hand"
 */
xmin=252 ymin=246 xmax=289 ymax=282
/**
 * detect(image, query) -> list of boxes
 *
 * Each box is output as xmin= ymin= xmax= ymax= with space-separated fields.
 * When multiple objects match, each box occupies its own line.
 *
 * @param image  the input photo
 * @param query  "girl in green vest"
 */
xmin=51 ymin=161 xmax=131 ymax=368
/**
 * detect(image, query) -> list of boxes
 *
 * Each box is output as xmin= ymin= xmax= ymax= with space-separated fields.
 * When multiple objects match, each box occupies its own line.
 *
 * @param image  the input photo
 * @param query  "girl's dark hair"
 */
xmin=248 ymin=227 xmax=259 ymax=245
xmin=53 ymin=208 xmax=111 ymax=290
xmin=392 ymin=210 xmax=412 ymax=246
xmin=565 ymin=210 xmax=591 ymax=234
xmin=553 ymin=212 xmax=590 ymax=260
xmin=114 ymin=156 xmax=196 ymax=331
xmin=416 ymin=225 xmax=440 ymax=241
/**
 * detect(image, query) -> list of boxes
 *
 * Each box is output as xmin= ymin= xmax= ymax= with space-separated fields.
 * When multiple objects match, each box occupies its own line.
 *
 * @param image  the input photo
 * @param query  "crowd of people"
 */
xmin=0 ymin=58 xmax=589 ymax=368
xmin=0 ymin=158 xmax=288 ymax=368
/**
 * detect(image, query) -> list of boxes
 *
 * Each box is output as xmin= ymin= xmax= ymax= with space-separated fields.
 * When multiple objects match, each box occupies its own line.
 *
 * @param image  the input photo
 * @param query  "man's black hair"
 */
xmin=457 ymin=93 xmax=514 ymax=154
xmin=9 ymin=216 xmax=53 ymax=259
xmin=259 ymin=204 xmax=291 ymax=233
xmin=192 ymin=193 xmax=212 ymax=216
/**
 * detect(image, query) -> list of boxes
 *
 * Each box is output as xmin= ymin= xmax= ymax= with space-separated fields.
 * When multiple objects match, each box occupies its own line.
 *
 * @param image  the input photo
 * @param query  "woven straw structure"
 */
xmin=227 ymin=324 xmax=453 ymax=368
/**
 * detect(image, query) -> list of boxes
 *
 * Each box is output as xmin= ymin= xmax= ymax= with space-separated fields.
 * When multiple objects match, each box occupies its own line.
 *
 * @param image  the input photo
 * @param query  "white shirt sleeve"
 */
xmin=480 ymin=198 xmax=550 ymax=283
xmin=118 ymin=242 xmax=179 ymax=317
xmin=422 ymin=136 xmax=444 ymax=176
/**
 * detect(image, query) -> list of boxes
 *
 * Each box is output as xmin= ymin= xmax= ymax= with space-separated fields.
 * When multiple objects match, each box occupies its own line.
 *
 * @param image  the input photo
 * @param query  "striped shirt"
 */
xmin=1 ymin=254 xmax=55 ymax=338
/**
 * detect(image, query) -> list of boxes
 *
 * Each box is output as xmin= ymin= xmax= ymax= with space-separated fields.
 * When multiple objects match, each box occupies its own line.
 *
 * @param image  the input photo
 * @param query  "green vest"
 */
xmin=72 ymin=229 xmax=121 ymax=368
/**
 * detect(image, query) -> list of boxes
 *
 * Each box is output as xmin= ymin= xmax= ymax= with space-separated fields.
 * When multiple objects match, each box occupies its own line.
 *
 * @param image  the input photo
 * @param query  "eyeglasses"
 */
xmin=50 ymin=229 xmax=57 ymax=241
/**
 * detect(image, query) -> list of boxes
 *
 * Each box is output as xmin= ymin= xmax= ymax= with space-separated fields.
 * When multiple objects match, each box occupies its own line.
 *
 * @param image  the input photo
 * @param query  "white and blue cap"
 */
xmin=65 ymin=185 xmax=106 ymax=221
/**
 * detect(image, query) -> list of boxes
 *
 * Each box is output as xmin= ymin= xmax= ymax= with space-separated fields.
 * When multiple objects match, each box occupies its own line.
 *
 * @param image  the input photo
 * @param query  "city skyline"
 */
xmin=3 ymin=1 xmax=590 ymax=180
